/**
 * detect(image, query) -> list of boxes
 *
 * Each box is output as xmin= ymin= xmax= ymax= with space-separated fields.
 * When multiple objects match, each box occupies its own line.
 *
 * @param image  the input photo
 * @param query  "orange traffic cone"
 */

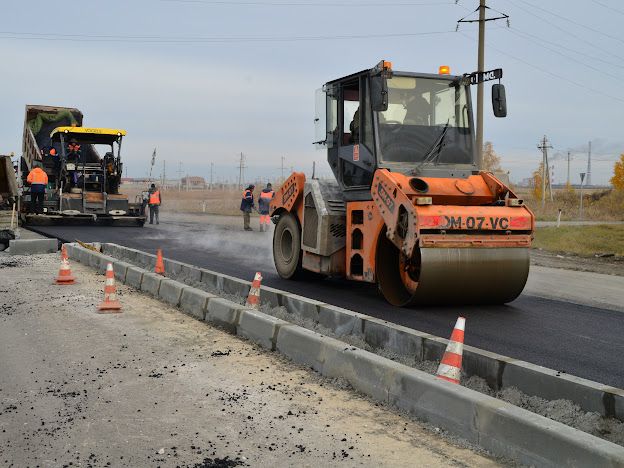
xmin=155 ymin=249 xmax=165 ymax=276
xmin=98 ymin=262 xmax=122 ymax=313
xmin=436 ymin=316 xmax=466 ymax=384
xmin=55 ymin=256 xmax=76 ymax=285
xmin=60 ymin=244 xmax=68 ymax=262
xmin=245 ymin=272 xmax=262 ymax=309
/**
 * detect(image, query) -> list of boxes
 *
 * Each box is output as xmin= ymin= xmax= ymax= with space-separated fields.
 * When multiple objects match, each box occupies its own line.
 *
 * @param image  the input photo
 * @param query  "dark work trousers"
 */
xmin=149 ymin=205 xmax=159 ymax=224
xmin=30 ymin=186 xmax=45 ymax=214
xmin=243 ymin=211 xmax=251 ymax=230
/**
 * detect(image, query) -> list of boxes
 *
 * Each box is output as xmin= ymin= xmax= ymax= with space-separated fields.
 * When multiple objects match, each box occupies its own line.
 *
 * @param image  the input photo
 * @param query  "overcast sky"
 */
xmin=1 ymin=0 xmax=622 ymax=185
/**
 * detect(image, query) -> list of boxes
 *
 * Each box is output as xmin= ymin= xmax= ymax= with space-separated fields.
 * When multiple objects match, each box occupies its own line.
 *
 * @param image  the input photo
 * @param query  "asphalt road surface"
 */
xmin=29 ymin=218 xmax=624 ymax=389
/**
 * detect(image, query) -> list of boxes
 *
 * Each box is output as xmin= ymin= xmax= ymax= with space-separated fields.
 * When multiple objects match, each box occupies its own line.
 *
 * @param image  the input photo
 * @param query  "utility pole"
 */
xmin=457 ymin=1 xmax=509 ymax=169
xmin=566 ymin=151 xmax=571 ymax=187
xmin=161 ymin=160 xmax=166 ymax=189
xmin=579 ymin=172 xmax=586 ymax=219
xmin=476 ymin=0 xmax=486 ymax=168
xmin=210 ymin=162 xmax=214 ymax=190
xmin=237 ymin=153 xmax=246 ymax=188
xmin=586 ymin=141 xmax=592 ymax=187
xmin=280 ymin=156 xmax=286 ymax=181
xmin=537 ymin=136 xmax=553 ymax=207
xmin=177 ymin=162 xmax=183 ymax=192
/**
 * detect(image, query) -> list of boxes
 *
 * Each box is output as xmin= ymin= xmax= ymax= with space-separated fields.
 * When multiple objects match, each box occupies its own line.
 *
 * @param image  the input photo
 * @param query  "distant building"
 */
xmin=181 ymin=176 xmax=206 ymax=189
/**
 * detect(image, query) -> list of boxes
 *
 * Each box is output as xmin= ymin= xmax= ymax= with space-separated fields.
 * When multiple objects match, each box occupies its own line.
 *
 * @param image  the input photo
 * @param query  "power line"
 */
xmin=497 ymin=0 xmax=624 ymax=63
xmin=458 ymin=31 xmax=624 ymax=104
xmin=515 ymin=0 xmax=624 ymax=45
xmin=504 ymin=27 xmax=624 ymax=81
xmin=506 ymin=26 xmax=624 ymax=71
xmin=0 ymin=29 xmax=455 ymax=44
xmin=162 ymin=0 xmax=455 ymax=5
xmin=590 ymin=0 xmax=624 ymax=16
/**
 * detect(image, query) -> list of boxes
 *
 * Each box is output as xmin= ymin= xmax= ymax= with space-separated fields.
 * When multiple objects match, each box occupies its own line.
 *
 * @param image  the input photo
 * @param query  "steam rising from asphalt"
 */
xmin=154 ymin=213 xmax=275 ymax=268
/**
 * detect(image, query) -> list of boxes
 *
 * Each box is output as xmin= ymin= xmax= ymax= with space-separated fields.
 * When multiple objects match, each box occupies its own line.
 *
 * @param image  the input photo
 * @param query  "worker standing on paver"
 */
xmin=240 ymin=184 xmax=255 ymax=231
xmin=148 ymin=183 xmax=161 ymax=225
xmin=66 ymin=138 xmax=82 ymax=189
xmin=26 ymin=161 xmax=48 ymax=214
xmin=258 ymin=183 xmax=274 ymax=232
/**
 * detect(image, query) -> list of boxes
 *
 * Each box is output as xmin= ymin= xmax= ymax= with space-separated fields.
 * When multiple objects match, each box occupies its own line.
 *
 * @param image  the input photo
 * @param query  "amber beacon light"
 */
xmin=438 ymin=65 xmax=451 ymax=75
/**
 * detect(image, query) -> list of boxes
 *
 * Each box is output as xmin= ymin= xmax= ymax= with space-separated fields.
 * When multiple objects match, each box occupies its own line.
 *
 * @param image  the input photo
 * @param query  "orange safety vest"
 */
xmin=27 ymin=167 xmax=48 ymax=185
xmin=149 ymin=190 xmax=161 ymax=205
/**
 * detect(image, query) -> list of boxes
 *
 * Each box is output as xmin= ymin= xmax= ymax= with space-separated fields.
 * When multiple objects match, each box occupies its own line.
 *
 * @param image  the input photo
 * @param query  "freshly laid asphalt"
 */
xmin=29 ymin=218 xmax=624 ymax=389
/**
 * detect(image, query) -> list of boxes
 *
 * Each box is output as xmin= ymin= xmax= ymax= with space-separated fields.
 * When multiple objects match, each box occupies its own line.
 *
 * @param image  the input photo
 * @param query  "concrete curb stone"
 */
xmin=112 ymin=261 xmax=132 ymax=283
xmin=199 ymin=269 xmax=219 ymax=289
xmin=97 ymin=255 xmax=117 ymax=275
xmin=318 ymin=304 xmax=365 ymax=337
xmin=180 ymin=289 xmax=216 ymax=321
xmin=140 ymin=272 xmax=163 ymax=296
xmin=205 ymin=297 xmax=246 ymax=333
xmin=221 ymin=276 xmax=251 ymax=298
xmin=363 ymin=316 xmax=429 ymax=359
xmin=258 ymin=285 xmax=284 ymax=308
xmin=238 ymin=310 xmax=291 ymax=350
xmin=135 ymin=250 xmax=157 ymax=269
xmin=88 ymin=250 xmax=102 ymax=269
xmin=281 ymin=294 xmax=323 ymax=322
xmin=9 ymin=238 xmax=58 ymax=255
xmin=125 ymin=266 xmax=144 ymax=289
xmin=276 ymin=325 xmax=344 ymax=374
xmin=164 ymin=259 xmax=183 ymax=277
xmin=158 ymin=279 xmax=187 ymax=307
xmin=179 ymin=263 xmax=202 ymax=283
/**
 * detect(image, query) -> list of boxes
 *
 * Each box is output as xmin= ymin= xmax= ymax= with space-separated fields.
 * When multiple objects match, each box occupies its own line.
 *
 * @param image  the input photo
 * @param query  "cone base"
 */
xmin=55 ymin=277 xmax=76 ymax=284
xmin=98 ymin=300 xmax=122 ymax=312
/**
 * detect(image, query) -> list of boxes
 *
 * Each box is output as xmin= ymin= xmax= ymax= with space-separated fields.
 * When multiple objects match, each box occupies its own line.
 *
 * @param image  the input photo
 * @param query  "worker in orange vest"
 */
xmin=26 ymin=162 xmax=48 ymax=214
xmin=258 ymin=183 xmax=275 ymax=232
xmin=240 ymin=184 xmax=255 ymax=231
xmin=148 ymin=183 xmax=162 ymax=225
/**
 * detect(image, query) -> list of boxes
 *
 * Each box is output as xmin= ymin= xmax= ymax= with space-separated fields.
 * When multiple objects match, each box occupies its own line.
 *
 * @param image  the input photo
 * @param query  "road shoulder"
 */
xmin=0 ymin=254 xmax=500 ymax=467
xmin=524 ymin=264 xmax=624 ymax=312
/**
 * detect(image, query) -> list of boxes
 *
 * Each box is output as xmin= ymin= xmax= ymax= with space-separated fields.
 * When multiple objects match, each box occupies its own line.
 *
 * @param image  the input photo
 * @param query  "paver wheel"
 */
xmin=273 ymin=213 xmax=303 ymax=279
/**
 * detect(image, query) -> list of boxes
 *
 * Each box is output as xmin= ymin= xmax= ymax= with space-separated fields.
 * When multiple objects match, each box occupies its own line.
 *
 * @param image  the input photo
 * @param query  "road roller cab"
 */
xmin=271 ymin=61 xmax=534 ymax=307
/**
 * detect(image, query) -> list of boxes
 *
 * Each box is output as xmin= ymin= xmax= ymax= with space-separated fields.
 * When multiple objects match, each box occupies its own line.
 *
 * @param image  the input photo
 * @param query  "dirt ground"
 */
xmin=0 ymin=254 xmax=502 ymax=468
xmin=530 ymin=248 xmax=624 ymax=277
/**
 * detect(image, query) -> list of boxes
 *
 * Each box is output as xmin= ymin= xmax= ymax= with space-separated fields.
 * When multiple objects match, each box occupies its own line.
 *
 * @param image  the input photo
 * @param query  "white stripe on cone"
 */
xmin=246 ymin=272 xmax=262 ymax=309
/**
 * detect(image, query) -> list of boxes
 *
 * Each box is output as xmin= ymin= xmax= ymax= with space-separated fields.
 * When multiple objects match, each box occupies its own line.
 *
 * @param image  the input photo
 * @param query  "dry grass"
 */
xmin=120 ymin=182 xmax=624 ymax=222
xmin=533 ymin=225 xmax=624 ymax=256
xmin=517 ymin=188 xmax=624 ymax=221
xmin=120 ymin=183 xmax=264 ymax=216
xmin=159 ymin=188 xmax=243 ymax=216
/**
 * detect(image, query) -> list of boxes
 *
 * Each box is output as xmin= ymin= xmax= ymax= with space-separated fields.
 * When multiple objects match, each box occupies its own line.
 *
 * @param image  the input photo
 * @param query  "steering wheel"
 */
xmin=382 ymin=120 xmax=403 ymax=134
